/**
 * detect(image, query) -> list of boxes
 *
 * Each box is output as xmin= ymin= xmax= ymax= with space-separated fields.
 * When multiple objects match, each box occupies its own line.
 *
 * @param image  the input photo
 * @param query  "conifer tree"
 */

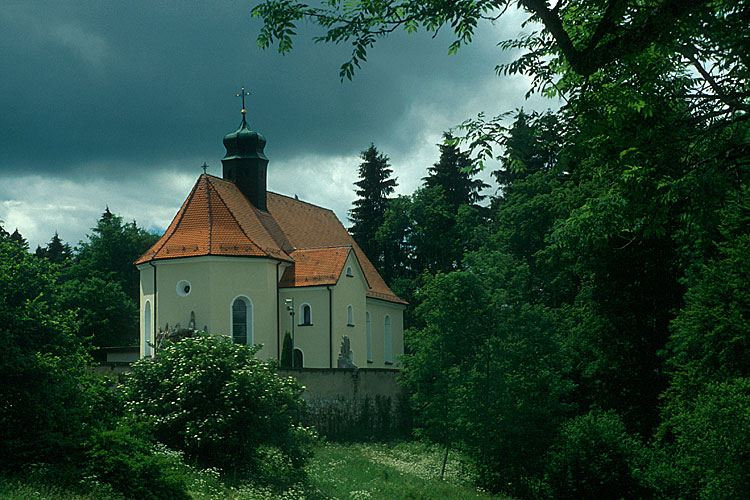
xmin=423 ymin=132 xmax=488 ymax=208
xmin=35 ymin=232 xmax=72 ymax=265
xmin=9 ymin=229 xmax=28 ymax=251
xmin=349 ymin=144 xmax=397 ymax=269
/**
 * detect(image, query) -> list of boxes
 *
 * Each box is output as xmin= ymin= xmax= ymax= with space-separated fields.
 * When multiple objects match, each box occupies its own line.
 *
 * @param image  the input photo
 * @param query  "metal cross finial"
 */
xmin=236 ymin=87 xmax=251 ymax=115
xmin=201 ymin=162 xmax=209 ymax=174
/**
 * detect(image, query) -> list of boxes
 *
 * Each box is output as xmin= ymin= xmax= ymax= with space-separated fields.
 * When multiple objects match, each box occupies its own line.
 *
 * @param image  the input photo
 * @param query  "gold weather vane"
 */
xmin=236 ymin=87 xmax=251 ymax=115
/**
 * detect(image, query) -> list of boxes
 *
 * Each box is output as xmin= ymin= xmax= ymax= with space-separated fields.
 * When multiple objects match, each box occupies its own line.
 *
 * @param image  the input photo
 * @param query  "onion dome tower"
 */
xmin=222 ymin=88 xmax=269 ymax=211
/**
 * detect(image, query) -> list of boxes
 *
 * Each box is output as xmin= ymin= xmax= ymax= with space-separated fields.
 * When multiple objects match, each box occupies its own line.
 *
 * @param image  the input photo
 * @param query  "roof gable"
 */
xmin=267 ymin=193 xmax=405 ymax=303
xmin=278 ymin=246 xmax=354 ymax=287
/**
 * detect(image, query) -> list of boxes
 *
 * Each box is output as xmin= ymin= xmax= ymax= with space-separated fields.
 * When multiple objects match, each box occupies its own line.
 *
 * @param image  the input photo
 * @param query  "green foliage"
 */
xmin=349 ymin=144 xmax=398 ymax=274
xmin=85 ymin=419 xmax=190 ymax=500
xmin=281 ymin=331 xmax=294 ymax=368
xmin=9 ymin=228 xmax=29 ymax=250
xmin=71 ymin=208 xmax=159 ymax=301
xmin=0 ymin=239 xmax=98 ymax=470
xmin=403 ymin=266 xmax=572 ymax=497
xmin=59 ymin=277 xmax=138 ymax=347
xmin=122 ymin=334 xmax=315 ymax=481
xmin=402 ymin=271 xmax=490 ymax=446
xmin=308 ymin=442 xmax=509 ymax=500
xmin=63 ymin=208 xmax=158 ymax=348
xmin=666 ymin=189 xmax=750 ymax=402
xmin=545 ymin=410 xmax=652 ymax=500
xmin=35 ymin=232 xmax=73 ymax=264
xmin=655 ymin=379 xmax=750 ymax=500
xmin=423 ymin=132 xmax=488 ymax=209
xmin=376 ymin=195 xmax=415 ymax=284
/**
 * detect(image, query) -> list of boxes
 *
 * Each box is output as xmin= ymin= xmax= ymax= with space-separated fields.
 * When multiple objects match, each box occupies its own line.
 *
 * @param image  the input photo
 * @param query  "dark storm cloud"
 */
xmin=1 ymin=1 xmax=553 ymax=249
xmin=0 ymin=0 xmax=523 ymax=178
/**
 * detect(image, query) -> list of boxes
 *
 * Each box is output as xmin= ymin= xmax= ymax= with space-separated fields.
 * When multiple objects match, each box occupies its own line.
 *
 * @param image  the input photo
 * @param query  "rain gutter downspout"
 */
xmin=327 ymin=285 xmax=333 ymax=368
xmin=148 ymin=260 xmax=157 ymax=350
xmin=276 ymin=261 xmax=281 ymax=361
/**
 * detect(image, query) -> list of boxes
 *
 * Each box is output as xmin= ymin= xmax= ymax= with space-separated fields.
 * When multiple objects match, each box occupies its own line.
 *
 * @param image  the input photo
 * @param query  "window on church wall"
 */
xmin=300 ymin=304 xmax=312 ymax=325
xmin=384 ymin=315 xmax=392 ymax=364
xmin=144 ymin=301 xmax=152 ymax=357
xmin=366 ymin=311 xmax=372 ymax=363
xmin=232 ymin=296 xmax=253 ymax=345
xmin=294 ymin=348 xmax=304 ymax=368
xmin=347 ymin=305 xmax=354 ymax=326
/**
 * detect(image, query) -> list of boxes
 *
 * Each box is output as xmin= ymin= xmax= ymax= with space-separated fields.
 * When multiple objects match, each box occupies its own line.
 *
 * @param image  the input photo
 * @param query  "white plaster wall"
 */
xmin=332 ymin=253 xmax=369 ymax=367
xmin=279 ymin=286 xmax=331 ymax=368
xmin=140 ymin=256 xmax=280 ymax=360
xmin=365 ymin=298 xmax=406 ymax=368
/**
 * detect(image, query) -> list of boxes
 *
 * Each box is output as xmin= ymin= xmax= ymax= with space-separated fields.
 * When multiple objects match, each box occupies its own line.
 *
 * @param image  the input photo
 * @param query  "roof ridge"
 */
xmin=267 ymin=191 xmax=338 ymax=214
xmin=206 ymin=176 xmax=266 ymax=256
xmin=145 ymin=176 xmax=202 ymax=261
xmin=292 ymin=245 xmax=353 ymax=252
xmin=205 ymin=175 xmax=213 ymax=254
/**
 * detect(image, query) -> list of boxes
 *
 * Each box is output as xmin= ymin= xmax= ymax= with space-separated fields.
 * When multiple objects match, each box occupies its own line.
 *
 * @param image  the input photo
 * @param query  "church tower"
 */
xmin=222 ymin=88 xmax=269 ymax=211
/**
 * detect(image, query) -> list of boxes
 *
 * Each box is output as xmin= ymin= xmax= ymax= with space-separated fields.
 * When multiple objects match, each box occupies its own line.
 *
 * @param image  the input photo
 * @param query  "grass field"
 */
xmin=0 ymin=442 xmax=512 ymax=500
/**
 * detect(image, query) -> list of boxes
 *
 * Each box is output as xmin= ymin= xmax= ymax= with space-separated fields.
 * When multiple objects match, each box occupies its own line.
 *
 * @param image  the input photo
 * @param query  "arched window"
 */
xmin=366 ymin=311 xmax=372 ymax=363
xmin=347 ymin=305 xmax=354 ymax=326
xmin=231 ymin=296 xmax=253 ymax=345
xmin=346 ymin=266 xmax=354 ymax=277
xmin=294 ymin=348 xmax=304 ymax=368
xmin=300 ymin=303 xmax=312 ymax=325
xmin=144 ymin=301 xmax=152 ymax=357
xmin=384 ymin=315 xmax=392 ymax=364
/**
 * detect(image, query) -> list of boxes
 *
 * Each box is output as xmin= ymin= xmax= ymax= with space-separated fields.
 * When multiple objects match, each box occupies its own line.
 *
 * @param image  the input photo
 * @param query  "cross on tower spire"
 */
xmin=236 ymin=87 xmax=251 ymax=115
xmin=201 ymin=162 xmax=209 ymax=174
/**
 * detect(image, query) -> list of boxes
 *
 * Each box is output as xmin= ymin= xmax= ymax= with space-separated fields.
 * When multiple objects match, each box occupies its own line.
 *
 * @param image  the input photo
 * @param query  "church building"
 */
xmin=135 ymin=103 xmax=406 ymax=369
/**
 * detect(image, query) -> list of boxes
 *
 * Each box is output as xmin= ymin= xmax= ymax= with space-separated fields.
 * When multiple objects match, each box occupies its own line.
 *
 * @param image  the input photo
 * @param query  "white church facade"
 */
xmin=135 ymin=108 xmax=406 ymax=368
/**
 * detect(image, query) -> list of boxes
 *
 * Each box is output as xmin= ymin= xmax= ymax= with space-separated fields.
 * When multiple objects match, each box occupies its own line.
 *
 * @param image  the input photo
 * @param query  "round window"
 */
xmin=176 ymin=280 xmax=192 ymax=297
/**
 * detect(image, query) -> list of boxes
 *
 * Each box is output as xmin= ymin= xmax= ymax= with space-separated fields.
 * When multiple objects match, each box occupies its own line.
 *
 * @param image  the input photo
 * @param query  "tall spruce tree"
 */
xmin=35 ymin=232 xmax=73 ymax=265
xmin=349 ymin=144 xmax=397 ymax=270
xmin=9 ymin=229 xmax=28 ymax=251
xmin=423 ymin=132 xmax=488 ymax=208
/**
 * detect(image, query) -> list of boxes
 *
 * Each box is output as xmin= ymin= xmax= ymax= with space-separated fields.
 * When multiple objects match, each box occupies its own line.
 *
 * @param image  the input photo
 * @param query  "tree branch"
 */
xmin=680 ymin=45 xmax=750 ymax=112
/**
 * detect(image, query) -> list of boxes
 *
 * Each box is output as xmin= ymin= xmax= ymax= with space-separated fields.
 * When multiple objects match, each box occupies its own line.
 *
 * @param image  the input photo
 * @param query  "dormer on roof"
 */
xmin=222 ymin=87 xmax=269 ymax=211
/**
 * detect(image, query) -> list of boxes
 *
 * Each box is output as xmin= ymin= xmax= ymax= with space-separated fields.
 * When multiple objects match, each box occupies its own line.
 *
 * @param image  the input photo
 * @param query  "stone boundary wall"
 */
xmin=278 ymin=368 xmax=412 ymax=440
xmin=93 ymin=364 xmax=412 ymax=439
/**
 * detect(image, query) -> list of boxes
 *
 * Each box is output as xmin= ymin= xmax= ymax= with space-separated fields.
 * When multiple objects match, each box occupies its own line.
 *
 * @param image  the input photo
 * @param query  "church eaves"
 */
xmin=135 ymin=176 xmax=407 ymax=304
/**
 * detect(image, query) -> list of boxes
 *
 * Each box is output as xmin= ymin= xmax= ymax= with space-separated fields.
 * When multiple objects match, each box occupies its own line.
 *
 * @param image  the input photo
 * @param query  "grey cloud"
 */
xmin=1 ymin=1 xmax=555 ymax=248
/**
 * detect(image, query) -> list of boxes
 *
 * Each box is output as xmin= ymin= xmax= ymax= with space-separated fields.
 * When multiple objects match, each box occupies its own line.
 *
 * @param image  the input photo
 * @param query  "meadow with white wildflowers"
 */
xmin=0 ymin=441 xmax=514 ymax=500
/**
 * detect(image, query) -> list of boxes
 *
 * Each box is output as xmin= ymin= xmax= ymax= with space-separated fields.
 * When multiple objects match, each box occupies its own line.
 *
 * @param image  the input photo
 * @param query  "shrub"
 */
xmin=85 ymin=419 xmax=190 ymax=500
xmin=545 ymin=409 xmax=652 ymax=500
xmin=122 ymin=334 xmax=316 ymax=482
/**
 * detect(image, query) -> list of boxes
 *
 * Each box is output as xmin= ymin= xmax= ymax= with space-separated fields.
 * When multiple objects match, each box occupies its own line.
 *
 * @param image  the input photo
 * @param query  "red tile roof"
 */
xmin=136 ymin=175 xmax=406 ymax=304
xmin=267 ymin=192 xmax=405 ymax=303
xmin=278 ymin=246 xmax=354 ymax=287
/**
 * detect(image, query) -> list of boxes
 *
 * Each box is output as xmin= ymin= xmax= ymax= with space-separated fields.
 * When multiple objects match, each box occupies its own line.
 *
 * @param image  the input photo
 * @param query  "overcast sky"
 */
xmin=0 ymin=1 xmax=555 ymax=250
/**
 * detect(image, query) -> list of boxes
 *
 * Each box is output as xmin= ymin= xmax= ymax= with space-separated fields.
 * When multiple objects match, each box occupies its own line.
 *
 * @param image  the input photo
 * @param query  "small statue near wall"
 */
xmin=337 ymin=335 xmax=357 ymax=369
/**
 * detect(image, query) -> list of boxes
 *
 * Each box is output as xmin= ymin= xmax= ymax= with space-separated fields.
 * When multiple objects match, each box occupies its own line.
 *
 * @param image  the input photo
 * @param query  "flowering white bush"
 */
xmin=122 ymin=334 xmax=316 ymax=482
